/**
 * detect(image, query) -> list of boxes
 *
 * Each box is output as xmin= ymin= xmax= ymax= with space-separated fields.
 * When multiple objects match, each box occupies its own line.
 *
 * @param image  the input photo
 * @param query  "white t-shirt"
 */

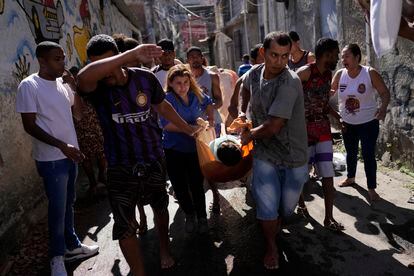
xmin=16 ymin=73 xmax=79 ymax=161
xmin=338 ymin=66 xmax=378 ymax=125
xmin=154 ymin=69 xmax=168 ymax=90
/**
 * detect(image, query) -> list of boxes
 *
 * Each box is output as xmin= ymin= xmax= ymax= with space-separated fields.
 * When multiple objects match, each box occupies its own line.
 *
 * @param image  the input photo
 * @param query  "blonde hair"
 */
xmin=166 ymin=64 xmax=204 ymax=102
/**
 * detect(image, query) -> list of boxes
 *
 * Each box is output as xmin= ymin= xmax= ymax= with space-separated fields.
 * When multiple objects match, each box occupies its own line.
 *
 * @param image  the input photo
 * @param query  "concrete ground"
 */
xmin=4 ymin=162 xmax=414 ymax=276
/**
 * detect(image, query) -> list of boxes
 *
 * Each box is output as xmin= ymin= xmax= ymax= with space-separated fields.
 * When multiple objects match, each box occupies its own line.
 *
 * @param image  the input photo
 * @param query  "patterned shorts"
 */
xmin=106 ymin=158 xmax=169 ymax=240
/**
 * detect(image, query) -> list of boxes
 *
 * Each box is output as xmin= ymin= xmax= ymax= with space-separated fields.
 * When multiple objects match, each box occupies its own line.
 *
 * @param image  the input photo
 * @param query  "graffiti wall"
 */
xmin=0 ymin=0 xmax=140 ymax=263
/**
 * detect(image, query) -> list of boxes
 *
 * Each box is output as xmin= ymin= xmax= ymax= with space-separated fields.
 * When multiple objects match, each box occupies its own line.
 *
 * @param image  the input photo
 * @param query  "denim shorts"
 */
xmin=251 ymin=158 xmax=308 ymax=220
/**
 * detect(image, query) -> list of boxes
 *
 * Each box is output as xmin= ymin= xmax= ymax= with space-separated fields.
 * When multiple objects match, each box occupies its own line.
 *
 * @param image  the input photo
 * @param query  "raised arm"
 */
xmin=77 ymin=44 xmax=162 ymax=93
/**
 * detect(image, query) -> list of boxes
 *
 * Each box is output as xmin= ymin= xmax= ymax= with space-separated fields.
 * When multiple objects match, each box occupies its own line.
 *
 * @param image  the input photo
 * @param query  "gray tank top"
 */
xmin=196 ymin=68 xmax=222 ymax=124
xmin=288 ymin=50 xmax=309 ymax=71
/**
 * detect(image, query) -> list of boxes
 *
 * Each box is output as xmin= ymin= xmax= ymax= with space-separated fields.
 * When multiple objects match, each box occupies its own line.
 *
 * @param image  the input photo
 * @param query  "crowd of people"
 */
xmin=16 ymin=29 xmax=393 ymax=275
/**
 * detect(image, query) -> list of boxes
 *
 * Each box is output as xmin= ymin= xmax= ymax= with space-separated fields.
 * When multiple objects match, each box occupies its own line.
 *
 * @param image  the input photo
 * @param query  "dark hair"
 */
xmin=315 ymin=38 xmax=339 ymax=59
xmin=112 ymin=33 xmax=127 ymax=52
xmin=69 ymin=66 xmax=79 ymax=76
xmin=186 ymin=46 xmax=202 ymax=56
xmin=87 ymin=34 xmax=119 ymax=57
xmin=242 ymin=54 xmax=250 ymax=62
xmin=288 ymin=31 xmax=300 ymax=42
xmin=124 ymin=38 xmax=139 ymax=51
xmin=157 ymin=39 xmax=174 ymax=51
xmin=216 ymin=141 xmax=242 ymax=166
xmin=250 ymin=43 xmax=263 ymax=60
xmin=263 ymin=31 xmax=292 ymax=50
xmin=35 ymin=41 xmax=63 ymax=58
xmin=344 ymin=43 xmax=362 ymax=63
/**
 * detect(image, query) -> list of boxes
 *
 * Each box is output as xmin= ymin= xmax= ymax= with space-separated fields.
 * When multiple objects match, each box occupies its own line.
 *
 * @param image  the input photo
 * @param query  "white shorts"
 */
xmin=308 ymin=140 xmax=334 ymax=178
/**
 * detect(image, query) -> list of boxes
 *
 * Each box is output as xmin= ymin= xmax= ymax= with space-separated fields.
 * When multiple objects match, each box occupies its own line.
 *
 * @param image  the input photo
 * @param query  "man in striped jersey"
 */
xmin=77 ymin=34 xmax=201 ymax=275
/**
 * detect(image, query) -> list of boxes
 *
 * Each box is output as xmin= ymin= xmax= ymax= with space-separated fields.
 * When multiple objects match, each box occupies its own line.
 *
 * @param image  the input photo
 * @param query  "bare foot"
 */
xmin=263 ymin=249 xmax=279 ymax=270
xmin=160 ymin=253 xmax=175 ymax=269
xmin=368 ymin=189 xmax=381 ymax=201
xmin=339 ymin=178 xmax=355 ymax=187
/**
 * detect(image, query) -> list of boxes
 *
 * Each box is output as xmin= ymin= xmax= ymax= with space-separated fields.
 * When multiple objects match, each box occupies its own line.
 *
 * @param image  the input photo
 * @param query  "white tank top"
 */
xmin=338 ymin=66 xmax=377 ymax=125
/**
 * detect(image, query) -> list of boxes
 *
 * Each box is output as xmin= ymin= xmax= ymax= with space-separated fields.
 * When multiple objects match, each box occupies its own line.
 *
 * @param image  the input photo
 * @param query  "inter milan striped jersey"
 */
xmin=88 ymin=68 xmax=165 ymax=166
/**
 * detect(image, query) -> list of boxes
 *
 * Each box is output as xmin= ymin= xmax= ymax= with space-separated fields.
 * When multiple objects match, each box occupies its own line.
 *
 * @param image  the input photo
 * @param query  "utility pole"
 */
xmin=263 ymin=0 xmax=269 ymax=35
xmin=242 ymin=0 xmax=249 ymax=54
xmin=188 ymin=13 xmax=192 ymax=46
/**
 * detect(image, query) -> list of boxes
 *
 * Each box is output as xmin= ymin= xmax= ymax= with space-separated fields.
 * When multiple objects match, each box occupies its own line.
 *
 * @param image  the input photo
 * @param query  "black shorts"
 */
xmin=106 ymin=158 xmax=169 ymax=240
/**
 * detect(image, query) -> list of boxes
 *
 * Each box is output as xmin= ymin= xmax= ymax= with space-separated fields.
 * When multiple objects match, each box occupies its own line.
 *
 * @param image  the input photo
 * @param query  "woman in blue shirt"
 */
xmin=160 ymin=64 xmax=214 ymax=234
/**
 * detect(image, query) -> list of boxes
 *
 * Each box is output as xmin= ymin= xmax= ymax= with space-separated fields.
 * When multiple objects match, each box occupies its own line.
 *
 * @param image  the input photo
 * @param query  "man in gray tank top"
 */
xmin=187 ymin=46 xmax=223 ymax=214
xmin=288 ymin=31 xmax=315 ymax=71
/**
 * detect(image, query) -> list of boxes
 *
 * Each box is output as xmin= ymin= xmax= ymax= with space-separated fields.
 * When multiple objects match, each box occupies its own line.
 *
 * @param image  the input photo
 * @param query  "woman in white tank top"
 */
xmin=331 ymin=44 xmax=390 ymax=202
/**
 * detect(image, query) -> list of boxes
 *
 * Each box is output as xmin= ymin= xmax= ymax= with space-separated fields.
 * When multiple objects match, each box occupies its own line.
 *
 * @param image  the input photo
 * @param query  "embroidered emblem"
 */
xmin=339 ymin=84 xmax=347 ymax=93
xmin=357 ymin=83 xmax=366 ymax=94
xmin=136 ymin=92 xmax=147 ymax=107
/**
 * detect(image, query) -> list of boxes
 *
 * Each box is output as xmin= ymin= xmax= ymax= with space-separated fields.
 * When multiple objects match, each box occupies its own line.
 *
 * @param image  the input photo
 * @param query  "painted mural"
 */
xmin=0 ymin=0 xmax=140 ymax=86
xmin=73 ymin=0 xmax=92 ymax=65
xmin=0 ymin=1 xmax=141 ymax=261
xmin=16 ymin=0 xmax=65 ymax=44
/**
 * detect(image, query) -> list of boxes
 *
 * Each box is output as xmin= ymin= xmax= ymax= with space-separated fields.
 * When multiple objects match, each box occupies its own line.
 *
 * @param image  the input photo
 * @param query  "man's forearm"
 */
xmin=77 ymin=50 xmax=135 ymax=92
xmin=25 ymin=123 xmax=66 ymax=150
xmin=240 ymin=86 xmax=250 ymax=115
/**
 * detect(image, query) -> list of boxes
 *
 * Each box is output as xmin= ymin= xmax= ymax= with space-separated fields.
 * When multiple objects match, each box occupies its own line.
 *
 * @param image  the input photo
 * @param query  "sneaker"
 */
xmin=50 ymin=256 xmax=67 ymax=276
xmin=65 ymin=243 xmax=99 ymax=262
xmin=185 ymin=215 xmax=196 ymax=233
xmin=198 ymin=218 xmax=209 ymax=234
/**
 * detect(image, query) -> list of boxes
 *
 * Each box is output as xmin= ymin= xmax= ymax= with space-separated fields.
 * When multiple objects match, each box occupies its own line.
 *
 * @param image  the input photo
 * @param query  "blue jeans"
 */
xmin=342 ymin=119 xmax=379 ymax=189
xmin=36 ymin=158 xmax=81 ymax=257
xmin=251 ymin=158 xmax=308 ymax=220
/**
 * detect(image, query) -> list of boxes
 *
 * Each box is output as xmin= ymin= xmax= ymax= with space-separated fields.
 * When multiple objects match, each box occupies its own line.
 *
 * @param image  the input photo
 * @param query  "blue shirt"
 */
xmin=238 ymin=63 xmax=252 ymax=77
xmin=160 ymin=91 xmax=212 ymax=152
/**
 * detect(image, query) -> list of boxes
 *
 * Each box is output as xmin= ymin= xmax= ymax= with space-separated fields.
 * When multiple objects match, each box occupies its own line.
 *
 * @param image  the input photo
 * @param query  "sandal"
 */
xmin=210 ymin=202 xmax=221 ymax=214
xmin=296 ymin=206 xmax=310 ymax=218
xmin=408 ymin=196 xmax=414 ymax=204
xmin=339 ymin=178 xmax=355 ymax=187
xmin=137 ymin=221 xmax=148 ymax=236
xmin=324 ymin=220 xmax=345 ymax=232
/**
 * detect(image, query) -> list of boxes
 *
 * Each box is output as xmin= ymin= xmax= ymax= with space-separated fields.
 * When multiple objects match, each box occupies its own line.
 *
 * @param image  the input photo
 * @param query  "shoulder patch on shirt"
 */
xmin=136 ymin=92 xmax=147 ymax=107
xmin=357 ymin=83 xmax=366 ymax=94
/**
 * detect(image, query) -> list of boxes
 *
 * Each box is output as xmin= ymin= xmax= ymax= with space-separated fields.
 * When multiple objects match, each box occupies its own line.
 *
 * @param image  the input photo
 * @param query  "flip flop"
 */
xmin=324 ymin=220 xmax=345 ymax=232
xmin=296 ymin=206 xmax=310 ymax=218
xmin=339 ymin=179 xmax=355 ymax=187
xmin=137 ymin=222 xmax=148 ymax=236
xmin=161 ymin=257 xmax=175 ymax=269
xmin=264 ymin=254 xmax=279 ymax=270
xmin=210 ymin=202 xmax=221 ymax=214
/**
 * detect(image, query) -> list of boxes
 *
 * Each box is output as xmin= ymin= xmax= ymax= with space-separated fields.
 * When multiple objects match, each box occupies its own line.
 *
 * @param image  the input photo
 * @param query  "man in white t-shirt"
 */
xmin=16 ymin=41 xmax=98 ymax=276
xmin=152 ymin=39 xmax=176 ymax=89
